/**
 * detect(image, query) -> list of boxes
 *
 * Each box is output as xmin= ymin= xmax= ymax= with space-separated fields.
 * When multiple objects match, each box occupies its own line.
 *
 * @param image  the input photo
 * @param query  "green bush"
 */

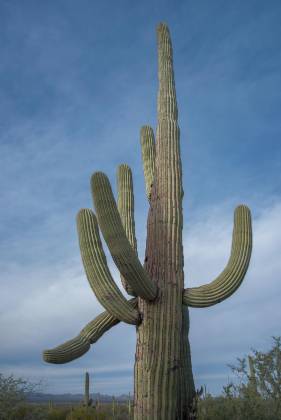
xmin=66 ymin=406 xmax=106 ymax=420
xmin=47 ymin=407 xmax=70 ymax=420
xmin=8 ymin=404 xmax=47 ymax=420
xmin=197 ymin=337 xmax=281 ymax=420
xmin=0 ymin=374 xmax=43 ymax=420
xmin=198 ymin=396 xmax=278 ymax=420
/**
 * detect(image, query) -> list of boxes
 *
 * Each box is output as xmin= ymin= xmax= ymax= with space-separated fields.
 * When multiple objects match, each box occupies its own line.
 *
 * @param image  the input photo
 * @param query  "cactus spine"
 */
xmin=43 ymin=23 xmax=252 ymax=419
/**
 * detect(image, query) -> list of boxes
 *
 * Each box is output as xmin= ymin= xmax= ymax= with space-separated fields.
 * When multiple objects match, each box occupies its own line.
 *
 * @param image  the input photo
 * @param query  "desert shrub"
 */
xmin=0 ymin=373 xmax=41 ymax=420
xmin=198 ymin=337 xmax=281 ymax=420
xmin=66 ymin=406 xmax=106 ymax=420
xmin=47 ymin=406 xmax=70 ymax=420
xmin=197 ymin=394 xmax=277 ymax=420
xmin=96 ymin=402 xmax=132 ymax=420
xmin=9 ymin=404 xmax=47 ymax=420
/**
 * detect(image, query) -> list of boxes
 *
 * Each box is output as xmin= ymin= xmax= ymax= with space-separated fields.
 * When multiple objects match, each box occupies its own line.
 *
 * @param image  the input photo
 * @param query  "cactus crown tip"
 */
xmin=77 ymin=208 xmax=90 ymax=215
xmin=141 ymin=125 xmax=153 ymax=134
xmin=118 ymin=163 xmax=130 ymax=171
xmin=157 ymin=22 xmax=169 ymax=31
xmin=91 ymin=171 xmax=104 ymax=179
xmin=76 ymin=208 xmax=95 ymax=227
xmin=91 ymin=171 xmax=108 ymax=187
xmin=42 ymin=351 xmax=49 ymax=362
xmin=235 ymin=204 xmax=251 ymax=214
xmin=157 ymin=22 xmax=171 ymax=41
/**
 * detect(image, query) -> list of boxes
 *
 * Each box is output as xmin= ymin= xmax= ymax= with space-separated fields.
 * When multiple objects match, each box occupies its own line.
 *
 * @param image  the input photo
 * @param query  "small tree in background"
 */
xmin=253 ymin=336 xmax=281 ymax=404
xmin=198 ymin=337 xmax=281 ymax=420
xmin=0 ymin=373 xmax=40 ymax=419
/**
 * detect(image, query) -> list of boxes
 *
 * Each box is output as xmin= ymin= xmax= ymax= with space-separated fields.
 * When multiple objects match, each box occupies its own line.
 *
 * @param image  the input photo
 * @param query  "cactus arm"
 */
xmin=91 ymin=172 xmax=158 ymax=301
xmin=43 ymin=298 xmax=138 ymax=364
xmin=117 ymin=164 xmax=137 ymax=297
xmin=43 ymin=335 xmax=90 ymax=364
xmin=77 ymin=208 xmax=140 ymax=325
xmin=117 ymin=165 xmax=138 ymax=253
xmin=140 ymin=126 xmax=156 ymax=200
xmin=183 ymin=205 xmax=252 ymax=308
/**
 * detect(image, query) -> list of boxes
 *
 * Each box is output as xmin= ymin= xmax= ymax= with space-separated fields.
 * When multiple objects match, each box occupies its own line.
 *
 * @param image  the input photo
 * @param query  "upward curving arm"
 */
xmin=77 ymin=208 xmax=140 ymax=324
xmin=140 ymin=126 xmax=156 ymax=201
xmin=183 ymin=205 xmax=252 ymax=308
xmin=91 ymin=172 xmax=158 ymax=301
xmin=117 ymin=164 xmax=138 ymax=297
xmin=43 ymin=298 xmax=138 ymax=364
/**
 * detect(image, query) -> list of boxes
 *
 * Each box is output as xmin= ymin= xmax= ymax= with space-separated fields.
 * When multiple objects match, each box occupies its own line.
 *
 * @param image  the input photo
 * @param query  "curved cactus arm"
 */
xmin=43 ymin=298 xmax=138 ymax=364
xmin=140 ymin=126 xmax=156 ymax=200
xmin=117 ymin=164 xmax=137 ymax=297
xmin=183 ymin=205 xmax=252 ymax=308
xmin=43 ymin=335 xmax=90 ymax=364
xmin=77 ymin=208 xmax=140 ymax=325
xmin=91 ymin=172 xmax=158 ymax=301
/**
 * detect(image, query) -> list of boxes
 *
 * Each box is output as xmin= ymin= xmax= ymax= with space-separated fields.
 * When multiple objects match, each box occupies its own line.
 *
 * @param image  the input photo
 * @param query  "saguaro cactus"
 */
xmin=128 ymin=392 xmax=132 ymax=418
xmin=112 ymin=396 xmax=116 ymax=418
xmin=84 ymin=372 xmax=92 ymax=407
xmin=43 ymin=23 xmax=252 ymax=419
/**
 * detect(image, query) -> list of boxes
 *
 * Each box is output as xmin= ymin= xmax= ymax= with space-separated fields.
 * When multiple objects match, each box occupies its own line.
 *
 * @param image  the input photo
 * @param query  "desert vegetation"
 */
xmin=198 ymin=337 xmax=281 ymax=420
xmin=1 ymin=337 xmax=280 ymax=419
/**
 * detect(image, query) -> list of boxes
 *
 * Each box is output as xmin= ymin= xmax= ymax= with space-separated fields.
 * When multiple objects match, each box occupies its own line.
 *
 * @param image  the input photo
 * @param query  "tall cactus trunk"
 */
xmin=43 ymin=20 xmax=252 ymax=420
xmin=134 ymin=24 xmax=195 ymax=420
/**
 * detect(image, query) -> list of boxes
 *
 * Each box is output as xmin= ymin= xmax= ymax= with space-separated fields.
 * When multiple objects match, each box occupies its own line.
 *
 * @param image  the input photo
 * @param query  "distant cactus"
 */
xmin=43 ymin=23 xmax=252 ymax=419
xmin=112 ymin=396 xmax=116 ymax=418
xmin=128 ymin=392 xmax=132 ymax=418
xmin=84 ymin=372 xmax=93 ymax=407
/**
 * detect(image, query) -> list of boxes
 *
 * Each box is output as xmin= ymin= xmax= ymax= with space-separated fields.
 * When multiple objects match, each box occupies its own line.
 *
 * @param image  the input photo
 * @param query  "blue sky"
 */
xmin=0 ymin=0 xmax=281 ymax=395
